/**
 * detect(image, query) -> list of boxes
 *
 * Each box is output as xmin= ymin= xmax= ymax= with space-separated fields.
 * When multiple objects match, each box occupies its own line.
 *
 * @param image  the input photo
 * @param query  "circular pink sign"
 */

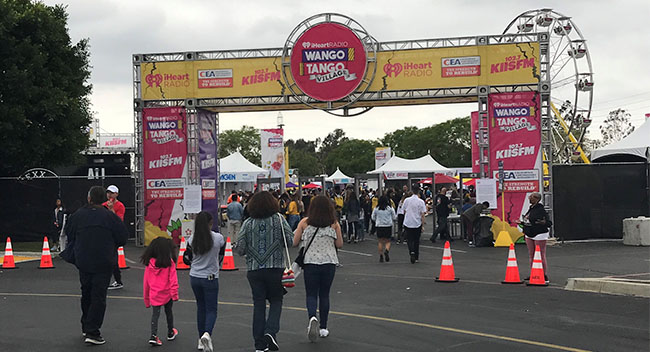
xmin=290 ymin=22 xmax=367 ymax=102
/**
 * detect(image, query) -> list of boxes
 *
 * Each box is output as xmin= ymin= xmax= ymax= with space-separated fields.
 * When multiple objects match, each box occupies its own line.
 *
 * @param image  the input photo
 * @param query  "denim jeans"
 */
xmin=303 ymin=264 xmax=336 ymax=328
xmin=288 ymin=214 xmax=301 ymax=231
xmin=247 ymin=268 xmax=284 ymax=350
xmin=190 ymin=276 xmax=219 ymax=337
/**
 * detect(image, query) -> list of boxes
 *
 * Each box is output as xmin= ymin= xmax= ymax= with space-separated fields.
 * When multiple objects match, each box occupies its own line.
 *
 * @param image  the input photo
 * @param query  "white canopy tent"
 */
xmin=368 ymin=155 xmax=452 ymax=179
xmin=326 ymin=167 xmax=354 ymax=183
xmin=219 ymin=152 xmax=269 ymax=182
xmin=591 ymin=118 xmax=650 ymax=161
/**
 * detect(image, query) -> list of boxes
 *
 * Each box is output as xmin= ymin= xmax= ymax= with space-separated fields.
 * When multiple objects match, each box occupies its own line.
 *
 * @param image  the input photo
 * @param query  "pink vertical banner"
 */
xmin=488 ymin=92 xmax=542 ymax=225
xmin=142 ymin=107 xmax=188 ymax=245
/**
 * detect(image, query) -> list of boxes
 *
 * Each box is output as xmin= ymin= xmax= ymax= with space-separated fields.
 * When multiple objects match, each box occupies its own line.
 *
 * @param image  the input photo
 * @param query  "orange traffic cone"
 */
xmin=435 ymin=241 xmax=458 ymax=282
xmin=502 ymin=243 xmax=523 ymax=284
xmin=117 ymin=246 xmax=129 ymax=269
xmin=39 ymin=236 xmax=54 ymax=269
xmin=176 ymin=237 xmax=190 ymax=270
xmin=526 ymin=245 xmax=548 ymax=286
xmin=220 ymin=237 xmax=238 ymax=271
xmin=2 ymin=237 xmax=17 ymax=269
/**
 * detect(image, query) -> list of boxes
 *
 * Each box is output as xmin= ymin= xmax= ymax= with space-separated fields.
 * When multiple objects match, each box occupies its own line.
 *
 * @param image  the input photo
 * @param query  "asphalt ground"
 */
xmin=1 ymin=234 xmax=648 ymax=352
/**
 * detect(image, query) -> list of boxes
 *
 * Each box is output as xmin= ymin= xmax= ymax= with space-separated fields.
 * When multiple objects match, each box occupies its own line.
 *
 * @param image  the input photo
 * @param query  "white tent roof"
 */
xmin=368 ymin=154 xmax=451 ymax=174
xmin=219 ymin=152 xmax=269 ymax=182
xmin=326 ymin=167 xmax=353 ymax=183
xmin=591 ymin=119 xmax=650 ymax=161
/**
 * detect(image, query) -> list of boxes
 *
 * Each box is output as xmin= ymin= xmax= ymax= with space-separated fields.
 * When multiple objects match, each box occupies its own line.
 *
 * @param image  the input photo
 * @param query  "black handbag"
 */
xmin=294 ymin=227 xmax=319 ymax=268
xmin=183 ymin=244 xmax=193 ymax=266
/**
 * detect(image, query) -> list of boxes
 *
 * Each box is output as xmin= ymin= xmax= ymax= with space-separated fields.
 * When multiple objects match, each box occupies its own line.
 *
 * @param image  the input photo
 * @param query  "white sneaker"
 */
xmin=197 ymin=337 xmax=203 ymax=350
xmin=307 ymin=316 xmax=319 ymax=342
xmin=200 ymin=332 xmax=213 ymax=352
xmin=319 ymin=328 xmax=329 ymax=338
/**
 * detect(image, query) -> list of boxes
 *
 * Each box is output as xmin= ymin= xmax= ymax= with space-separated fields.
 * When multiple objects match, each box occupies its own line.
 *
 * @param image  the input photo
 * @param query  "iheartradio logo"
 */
xmin=302 ymin=42 xmax=311 ymax=49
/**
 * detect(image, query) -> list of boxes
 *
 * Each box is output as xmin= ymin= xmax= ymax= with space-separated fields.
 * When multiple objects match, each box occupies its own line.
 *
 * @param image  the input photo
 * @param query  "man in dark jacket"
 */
xmin=431 ymin=188 xmax=452 ymax=242
xmin=461 ymin=200 xmax=489 ymax=246
xmin=65 ymin=186 xmax=128 ymax=345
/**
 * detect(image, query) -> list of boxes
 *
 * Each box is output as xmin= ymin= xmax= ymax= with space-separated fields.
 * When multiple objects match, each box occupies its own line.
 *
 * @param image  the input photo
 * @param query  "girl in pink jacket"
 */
xmin=141 ymin=237 xmax=179 ymax=346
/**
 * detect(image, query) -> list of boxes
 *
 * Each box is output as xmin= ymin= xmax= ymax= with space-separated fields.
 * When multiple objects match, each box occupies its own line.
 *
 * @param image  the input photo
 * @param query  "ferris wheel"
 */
xmin=503 ymin=8 xmax=594 ymax=163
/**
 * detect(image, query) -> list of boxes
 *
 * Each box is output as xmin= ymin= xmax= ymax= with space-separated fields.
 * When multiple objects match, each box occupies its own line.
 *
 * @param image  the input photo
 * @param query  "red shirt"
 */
xmin=103 ymin=199 xmax=125 ymax=220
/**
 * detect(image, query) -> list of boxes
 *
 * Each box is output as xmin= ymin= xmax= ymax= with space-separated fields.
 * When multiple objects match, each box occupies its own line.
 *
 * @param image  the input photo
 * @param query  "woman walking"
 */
xmin=141 ymin=237 xmax=179 ymax=346
xmin=188 ymin=211 xmax=225 ymax=352
xmin=520 ymin=192 xmax=551 ymax=284
xmin=293 ymin=195 xmax=343 ymax=342
xmin=372 ymin=196 xmax=397 ymax=262
xmin=343 ymin=189 xmax=361 ymax=243
xmin=236 ymin=191 xmax=293 ymax=352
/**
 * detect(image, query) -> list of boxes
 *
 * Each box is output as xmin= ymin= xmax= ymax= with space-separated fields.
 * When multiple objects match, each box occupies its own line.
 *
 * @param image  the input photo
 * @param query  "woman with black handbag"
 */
xmin=235 ymin=191 xmax=293 ymax=352
xmin=293 ymin=195 xmax=343 ymax=342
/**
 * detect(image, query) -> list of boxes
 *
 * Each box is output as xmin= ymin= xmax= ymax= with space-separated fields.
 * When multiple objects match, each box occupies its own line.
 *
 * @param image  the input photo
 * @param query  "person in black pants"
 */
xmin=402 ymin=189 xmax=427 ymax=264
xmin=64 ymin=186 xmax=128 ymax=345
xmin=432 ymin=187 xmax=452 ymax=242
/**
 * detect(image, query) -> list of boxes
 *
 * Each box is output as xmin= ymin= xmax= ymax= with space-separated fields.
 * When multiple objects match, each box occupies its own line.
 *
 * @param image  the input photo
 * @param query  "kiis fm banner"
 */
xmin=141 ymin=43 xmax=539 ymax=101
xmin=142 ymin=107 xmax=188 ymax=245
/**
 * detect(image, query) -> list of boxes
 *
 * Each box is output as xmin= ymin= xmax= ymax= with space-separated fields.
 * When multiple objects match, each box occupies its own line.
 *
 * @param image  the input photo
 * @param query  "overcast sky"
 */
xmin=44 ymin=0 xmax=650 ymax=142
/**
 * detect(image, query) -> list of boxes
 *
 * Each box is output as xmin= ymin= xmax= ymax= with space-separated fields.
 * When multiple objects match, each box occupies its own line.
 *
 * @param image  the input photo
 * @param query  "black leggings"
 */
xmin=151 ymin=300 xmax=174 ymax=337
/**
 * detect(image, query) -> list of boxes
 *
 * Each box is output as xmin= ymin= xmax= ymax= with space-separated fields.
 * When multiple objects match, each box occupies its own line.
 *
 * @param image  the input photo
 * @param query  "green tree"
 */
xmin=319 ymin=128 xmax=348 ymax=159
xmin=599 ymin=108 xmax=634 ymax=146
xmin=324 ymin=139 xmax=378 ymax=175
xmin=0 ymin=1 xmax=92 ymax=175
xmin=288 ymin=148 xmax=321 ymax=176
xmin=380 ymin=117 xmax=471 ymax=167
xmin=218 ymin=126 xmax=261 ymax=165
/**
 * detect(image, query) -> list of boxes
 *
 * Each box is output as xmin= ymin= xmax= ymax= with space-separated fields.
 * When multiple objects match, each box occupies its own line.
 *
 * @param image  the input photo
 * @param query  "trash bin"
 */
xmin=474 ymin=215 xmax=494 ymax=247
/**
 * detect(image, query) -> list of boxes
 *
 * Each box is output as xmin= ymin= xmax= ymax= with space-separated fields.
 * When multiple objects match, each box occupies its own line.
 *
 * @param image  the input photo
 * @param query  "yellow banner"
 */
xmin=140 ymin=43 xmax=538 ymax=101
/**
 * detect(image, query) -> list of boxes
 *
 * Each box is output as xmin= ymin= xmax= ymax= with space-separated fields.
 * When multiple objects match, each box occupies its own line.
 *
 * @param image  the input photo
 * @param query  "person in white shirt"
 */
xmin=371 ymin=196 xmax=397 ymax=262
xmin=402 ymin=188 xmax=427 ymax=264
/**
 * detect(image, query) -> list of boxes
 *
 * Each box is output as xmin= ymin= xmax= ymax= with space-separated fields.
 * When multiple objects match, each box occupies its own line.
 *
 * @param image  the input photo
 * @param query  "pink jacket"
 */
xmin=143 ymin=258 xmax=179 ymax=307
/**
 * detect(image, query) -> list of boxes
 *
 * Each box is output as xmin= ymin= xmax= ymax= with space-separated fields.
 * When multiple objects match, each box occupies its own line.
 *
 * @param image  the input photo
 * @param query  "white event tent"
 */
xmin=591 ymin=118 xmax=650 ymax=161
xmin=326 ymin=167 xmax=354 ymax=184
xmin=368 ymin=155 xmax=452 ymax=179
xmin=219 ymin=152 xmax=269 ymax=182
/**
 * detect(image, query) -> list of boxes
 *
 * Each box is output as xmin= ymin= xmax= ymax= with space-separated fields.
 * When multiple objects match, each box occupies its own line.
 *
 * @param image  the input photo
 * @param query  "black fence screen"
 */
xmin=0 ymin=154 xmax=135 ymax=242
xmin=553 ymin=163 xmax=650 ymax=240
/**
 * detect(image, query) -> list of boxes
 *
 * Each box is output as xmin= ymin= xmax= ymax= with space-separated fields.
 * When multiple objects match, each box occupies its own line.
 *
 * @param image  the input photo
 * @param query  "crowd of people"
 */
xmin=58 ymin=182 xmax=550 ymax=351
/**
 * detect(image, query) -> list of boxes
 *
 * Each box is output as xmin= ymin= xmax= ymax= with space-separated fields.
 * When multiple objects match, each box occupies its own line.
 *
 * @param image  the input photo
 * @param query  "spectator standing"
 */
xmin=286 ymin=192 xmax=303 ymax=231
xmin=236 ymin=192 xmax=292 ymax=352
xmin=104 ymin=185 xmax=126 ymax=290
xmin=343 ymin=189 xmax=361 ymax=243
xmin=188 ymin=211 xmax=226 ymax=352
xmin=226 ymin=194 xmax=244 ymax=242
xmin=402 ymin=188 xmax=427 ymax=264
xmin=432 ymin=187 xmax=452 ymax=243
xmin=52 ymin=198 xmax=65 ymax=251
xmin=372 ymin=196 xmax=397 ymax=262
xmin=293 ymin=195 xmax=343 ymax=342
xmin=64 ymin=186 xmax=128 ymax=345
xmin=520 ymin=192 xmax=551 ymax=284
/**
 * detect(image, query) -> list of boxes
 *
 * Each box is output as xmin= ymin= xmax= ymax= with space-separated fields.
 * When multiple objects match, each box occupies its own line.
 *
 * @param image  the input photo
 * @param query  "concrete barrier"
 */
xmin=622 ymin=217 xmax=650 ymax=246
xmin=566 ymin=278 xmax=650 ymax=298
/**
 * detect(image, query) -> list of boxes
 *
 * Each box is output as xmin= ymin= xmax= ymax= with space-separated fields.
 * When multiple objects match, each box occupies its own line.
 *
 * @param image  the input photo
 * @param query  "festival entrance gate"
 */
xmin=133 ymin=12 xmax=556 ymax=246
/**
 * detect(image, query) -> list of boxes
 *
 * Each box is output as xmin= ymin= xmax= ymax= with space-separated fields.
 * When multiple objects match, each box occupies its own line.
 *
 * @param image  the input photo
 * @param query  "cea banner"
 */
xmin=488 ymin=92 xmax=542 ymax=227
xmin=198 ymin=109 xmax=219 ymax=231
xmin=143 ymin=107 xmax=188 ymax=245
xmin=260 ymin=129 xmax=285 ymax=180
